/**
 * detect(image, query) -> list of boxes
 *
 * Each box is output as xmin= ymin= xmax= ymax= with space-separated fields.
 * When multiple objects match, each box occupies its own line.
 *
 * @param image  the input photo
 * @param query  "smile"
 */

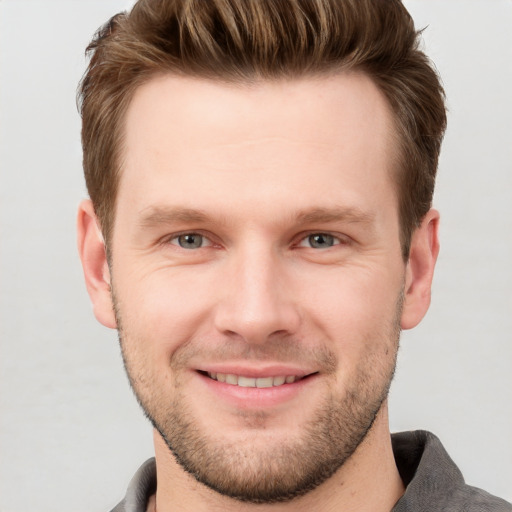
xmin=207 ymin=372 xmax=301 ymax=388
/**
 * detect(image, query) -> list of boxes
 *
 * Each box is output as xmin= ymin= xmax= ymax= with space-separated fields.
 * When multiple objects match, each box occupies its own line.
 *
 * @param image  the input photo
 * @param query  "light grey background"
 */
xmin=0 ymin=1 xmax=511 ymax=510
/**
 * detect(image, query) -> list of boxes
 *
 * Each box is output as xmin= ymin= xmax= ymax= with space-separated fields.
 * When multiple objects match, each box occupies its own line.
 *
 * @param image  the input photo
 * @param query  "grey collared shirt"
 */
xmin=111 ymin=430 xmax=512 ymax=511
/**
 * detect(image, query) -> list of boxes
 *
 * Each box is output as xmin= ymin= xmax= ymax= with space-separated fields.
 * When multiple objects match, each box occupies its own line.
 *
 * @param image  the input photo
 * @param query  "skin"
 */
xmin=78 ymin=72 xmax=439 ymax=511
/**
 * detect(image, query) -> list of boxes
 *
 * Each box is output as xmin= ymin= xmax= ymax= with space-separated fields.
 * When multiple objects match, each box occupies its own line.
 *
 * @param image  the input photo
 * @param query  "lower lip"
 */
xmin=196 ymin=372 xmax=316 ymax=410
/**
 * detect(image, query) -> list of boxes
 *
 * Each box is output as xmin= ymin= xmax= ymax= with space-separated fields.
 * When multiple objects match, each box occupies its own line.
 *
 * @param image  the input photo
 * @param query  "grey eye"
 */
xmin=177 ymin=233 xmax=204 ymax=249
xmin=307 ymin=233 xmax=335 ymax=249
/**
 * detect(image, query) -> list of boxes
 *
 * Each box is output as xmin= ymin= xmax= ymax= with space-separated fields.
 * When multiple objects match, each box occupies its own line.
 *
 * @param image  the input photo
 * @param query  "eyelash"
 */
xmin=167 ymin=232 xmax=213 ymax=249
xmin=164 ymin=231 xmax=348 ymax=250
xmin=297 ymin=233 xmax=345 ymax=249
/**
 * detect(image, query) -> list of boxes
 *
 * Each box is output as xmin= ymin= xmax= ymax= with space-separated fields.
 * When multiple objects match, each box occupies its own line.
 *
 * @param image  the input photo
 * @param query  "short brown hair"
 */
xmin=78 ymin=0 xmax=446 ymax=258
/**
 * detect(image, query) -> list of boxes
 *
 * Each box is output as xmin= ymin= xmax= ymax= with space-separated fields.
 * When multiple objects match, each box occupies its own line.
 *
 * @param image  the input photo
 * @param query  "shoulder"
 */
xmin=451 ymin=485 xmax=512 ymax=512
xmin=392 ymin=430 xmax=512 ymax=512
xmin=109 ymin=458 xmax=156 ymax=512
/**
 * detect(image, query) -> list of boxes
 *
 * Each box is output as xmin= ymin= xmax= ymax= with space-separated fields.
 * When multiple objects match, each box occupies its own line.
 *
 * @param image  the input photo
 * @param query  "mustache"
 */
xmin=169 ymin=336 xmax=338 ymax=374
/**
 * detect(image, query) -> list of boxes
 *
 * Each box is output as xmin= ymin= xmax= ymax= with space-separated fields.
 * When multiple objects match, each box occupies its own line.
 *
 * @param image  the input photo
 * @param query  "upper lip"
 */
xmin=196 ymin=364 xmax=316 ymax=379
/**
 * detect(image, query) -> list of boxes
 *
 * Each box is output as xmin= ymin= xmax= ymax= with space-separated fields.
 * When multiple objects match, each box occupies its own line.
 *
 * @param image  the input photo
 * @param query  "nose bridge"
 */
xmin=214 ymin=238 xmax=300 ymax=343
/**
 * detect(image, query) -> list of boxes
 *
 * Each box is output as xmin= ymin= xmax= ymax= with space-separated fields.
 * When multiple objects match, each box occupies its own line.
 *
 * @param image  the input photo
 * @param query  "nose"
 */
xmin=213 ymin=244 xmax=301 ymax=344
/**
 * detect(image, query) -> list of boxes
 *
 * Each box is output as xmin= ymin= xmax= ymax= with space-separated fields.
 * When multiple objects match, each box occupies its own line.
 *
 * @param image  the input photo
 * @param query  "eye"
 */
xmin=170 ymin=233 xmax=211 ymax=249
xmin=299 ymin=233 xmax=339 ymax=249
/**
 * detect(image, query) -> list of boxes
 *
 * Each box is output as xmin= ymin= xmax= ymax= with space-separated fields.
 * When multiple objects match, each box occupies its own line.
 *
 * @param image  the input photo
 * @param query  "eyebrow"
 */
xmin=294 ymin=207 xmax=376 ymax=226
xmin=138 ymin=205 xmax=375 ymax=229
xmin=138 ymin=206 xmax=210 ymax=228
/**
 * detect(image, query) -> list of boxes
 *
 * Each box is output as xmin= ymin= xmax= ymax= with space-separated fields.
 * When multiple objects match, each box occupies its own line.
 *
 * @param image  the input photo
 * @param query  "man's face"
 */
xmin=109 ymin=73 xmax=407 ymax=502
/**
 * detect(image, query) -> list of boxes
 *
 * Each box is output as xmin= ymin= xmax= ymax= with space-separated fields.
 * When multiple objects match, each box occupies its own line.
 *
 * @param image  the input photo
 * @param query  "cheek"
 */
xmin=298 ymin=265 xmax=402 ymax=360
xmin=114 ymin=266 xmax=218 ymax=354
xmin=302 ymin=264 xmax=401 ymax=322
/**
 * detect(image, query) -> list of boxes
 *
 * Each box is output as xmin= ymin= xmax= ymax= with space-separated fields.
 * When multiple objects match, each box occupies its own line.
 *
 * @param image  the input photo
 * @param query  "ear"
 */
xmin=401 ymin=209 xmax=440 ymax=330
xmin=77 ymin=199 xmax=117 ymax=329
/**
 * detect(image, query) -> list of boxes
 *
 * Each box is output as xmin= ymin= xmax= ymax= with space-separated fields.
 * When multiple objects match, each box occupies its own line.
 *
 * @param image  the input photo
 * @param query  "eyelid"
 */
xmin=295 ymin=231 xmax=349 ymax=248
xmin=158 ymin=230 xmax=350 ymax=250
xmin=164 ymin=230 xmax=215 ymax=248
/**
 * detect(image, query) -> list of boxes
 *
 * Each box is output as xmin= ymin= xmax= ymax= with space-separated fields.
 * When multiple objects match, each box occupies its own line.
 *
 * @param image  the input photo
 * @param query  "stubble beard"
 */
xmin=114 ymin=292 xmax=402 ymax=504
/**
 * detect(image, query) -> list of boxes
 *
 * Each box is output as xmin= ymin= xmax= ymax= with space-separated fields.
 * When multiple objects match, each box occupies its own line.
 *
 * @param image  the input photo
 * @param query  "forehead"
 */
xmin=118 ymin=72 xmax=397 ymax=222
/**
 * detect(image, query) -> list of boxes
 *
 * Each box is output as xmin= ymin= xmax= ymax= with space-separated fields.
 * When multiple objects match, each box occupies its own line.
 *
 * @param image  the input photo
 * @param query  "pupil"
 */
xmin=179 ymin=234 xmax=201 ymax=248
xmin=310 ymin=234 xmax=333 ymax=248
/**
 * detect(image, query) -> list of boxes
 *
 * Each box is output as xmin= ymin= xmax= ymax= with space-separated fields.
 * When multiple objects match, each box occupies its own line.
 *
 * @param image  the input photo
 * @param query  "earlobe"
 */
xmin=401 ymin=209 xmax=440 ymax=330
xmin=77 ymin=199 xmax=117 ymax=329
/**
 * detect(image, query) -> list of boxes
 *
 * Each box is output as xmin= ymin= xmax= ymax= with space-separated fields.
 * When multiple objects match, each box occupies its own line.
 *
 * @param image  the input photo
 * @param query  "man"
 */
xmin=76 ymin=0 xmax=512 ymax=511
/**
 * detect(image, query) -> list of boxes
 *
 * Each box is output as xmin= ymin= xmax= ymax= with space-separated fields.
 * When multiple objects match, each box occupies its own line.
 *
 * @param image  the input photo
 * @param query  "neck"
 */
xmin=151 ymin=403 xmax=404 ymax=512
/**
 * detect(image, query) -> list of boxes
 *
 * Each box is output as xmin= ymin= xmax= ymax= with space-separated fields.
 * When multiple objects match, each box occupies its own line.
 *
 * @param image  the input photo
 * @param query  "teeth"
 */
xmin=207 ymin=372 xmax=298 ymax=388
xmin=226 ymin=374 xmax=238 ymax=385
xmin=238 ymin=376 xmax=256 ymax=387
xmin=273 ymin=376 xmax=286 ymax=386
xmin=256 ymin=377 xmax=273 ymax=388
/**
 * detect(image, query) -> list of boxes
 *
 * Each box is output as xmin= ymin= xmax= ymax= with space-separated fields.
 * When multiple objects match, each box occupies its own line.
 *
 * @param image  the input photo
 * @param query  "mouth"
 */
xmin=196 ymin=368 xmax=320 ymax=409
xmin=198 ymin=371 xmax=316 ymax=388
